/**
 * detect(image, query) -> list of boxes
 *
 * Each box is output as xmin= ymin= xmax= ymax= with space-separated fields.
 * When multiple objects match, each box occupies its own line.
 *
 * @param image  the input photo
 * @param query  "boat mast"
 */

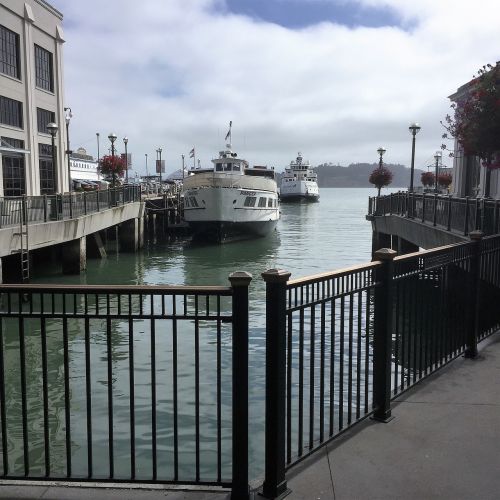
xmin=225 ymin=121 xmax=232 ymax=148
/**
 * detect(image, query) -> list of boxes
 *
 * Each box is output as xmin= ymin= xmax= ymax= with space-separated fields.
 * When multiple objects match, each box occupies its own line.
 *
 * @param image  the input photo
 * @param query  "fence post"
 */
xmin=261 ymin=269 xmax=291 ymax=499
xmin=228 ymin=271 xmax=252 ymax=500
xmin=69 ymin=193 xmax=73 ymax=219
xmin=465 ymin=231 xmax=483 ymax=358
xmin=447 ymin=195 xmax=452 ymax=231
xmin=464 ymin=197 xmax=470 ymax=235
xmin=372 ymin=248 xmax=397 ymax=422
xmin=421 ymin=194 xmax=426 ymax=222
xmin=433 ymin=194 xmax=438 ymax=226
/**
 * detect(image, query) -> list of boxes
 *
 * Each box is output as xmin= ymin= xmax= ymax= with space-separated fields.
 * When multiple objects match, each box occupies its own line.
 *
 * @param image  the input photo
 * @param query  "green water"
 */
xmin=1 ymin=188 xmax=392 ymax=482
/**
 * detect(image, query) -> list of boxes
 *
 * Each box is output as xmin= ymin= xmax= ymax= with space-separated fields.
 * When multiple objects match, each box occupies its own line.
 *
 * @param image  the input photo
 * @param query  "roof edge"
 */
xmin=34 ymin=0 xmax=63 ymax=21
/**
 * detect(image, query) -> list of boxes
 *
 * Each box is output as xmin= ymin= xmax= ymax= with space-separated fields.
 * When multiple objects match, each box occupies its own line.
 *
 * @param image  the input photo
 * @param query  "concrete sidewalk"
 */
xmin=1 ymin=334 xmax=498 ymax=500
xmin=287 ymin=333 xmax=500 ymax=500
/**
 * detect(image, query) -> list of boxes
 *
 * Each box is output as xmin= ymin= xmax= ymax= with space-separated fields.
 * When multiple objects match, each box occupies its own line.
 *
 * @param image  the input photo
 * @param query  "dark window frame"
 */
xmin=39 ymin=142 xmax=56 ymax=194
xmin=0 ymin=95 xmax=23 ymax=128
xmin=37 ymin=107 xmax=55 ymax=134
xmin=0 ymin=24 xmax=21 ymax=79
xmin=34 ymin=44 xmax=54 ymax=92
xmin=1 ymin=136 xmax=26 ymax=196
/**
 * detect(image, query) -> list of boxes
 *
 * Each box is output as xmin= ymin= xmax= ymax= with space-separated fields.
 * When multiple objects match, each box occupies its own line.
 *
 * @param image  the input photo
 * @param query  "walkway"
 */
xmin=1 ymin=333 xmax=498 ymax=499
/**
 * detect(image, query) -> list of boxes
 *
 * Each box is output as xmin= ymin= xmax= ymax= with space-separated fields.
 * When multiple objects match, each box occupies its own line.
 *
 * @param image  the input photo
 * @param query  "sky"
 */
xmin=50 ymin=0 xmax=500 ymax=176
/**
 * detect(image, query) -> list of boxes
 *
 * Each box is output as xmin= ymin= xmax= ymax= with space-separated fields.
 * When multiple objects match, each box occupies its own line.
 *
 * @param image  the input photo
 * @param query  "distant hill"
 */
xmin=276 ymin=163 xmax=424 ymax=188
xmin=313 ymin=163 xmax=424 ymax=188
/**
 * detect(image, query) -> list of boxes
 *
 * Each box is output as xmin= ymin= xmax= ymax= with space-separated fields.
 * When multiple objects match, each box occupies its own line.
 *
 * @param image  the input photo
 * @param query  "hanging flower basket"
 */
xmin=369 ymin=166 xmax=393 ymax=197
xmin=99 ymin=155 xmax=126 ymax=186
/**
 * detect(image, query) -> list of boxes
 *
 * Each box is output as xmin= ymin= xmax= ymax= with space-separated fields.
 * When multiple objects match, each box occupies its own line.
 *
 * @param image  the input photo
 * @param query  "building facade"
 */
xmin=450 ymin=81 xmax=500 ymax=200
xmin=0 ymin=0 xmax=67 ymax=197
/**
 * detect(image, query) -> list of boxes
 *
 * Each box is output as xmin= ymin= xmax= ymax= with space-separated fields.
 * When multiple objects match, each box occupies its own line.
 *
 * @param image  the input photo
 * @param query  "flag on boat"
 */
xmin=189 ymin=148 xmax=195 ymax=158
xmin=225 ymin=121 xmax=232 ymax=141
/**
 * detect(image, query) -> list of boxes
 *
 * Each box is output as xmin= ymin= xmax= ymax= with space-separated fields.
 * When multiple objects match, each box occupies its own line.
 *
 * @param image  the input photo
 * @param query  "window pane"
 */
xmin=39 ymin=143 xmax=56 ymax=194
xmin=0 ymin=24 xmax=20 ymax=79
xmin=0 ymin=95 xmax=23 ymax=128
xmin=37 ymin=107 xmax=55 ymax=133
xmin=35 ymin=44 xmax=54 ymax=92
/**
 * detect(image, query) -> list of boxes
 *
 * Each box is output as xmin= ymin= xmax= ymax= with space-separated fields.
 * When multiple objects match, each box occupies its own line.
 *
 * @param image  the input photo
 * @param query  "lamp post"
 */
xmin=377 ymin=147 xmax=386 ymax=169
xmin=64 ymin=107 xmax=73 ymax=192
xmin=145 ymin=153 xmax=149 ymax=177
xmin=182 ymin=154 xmax=185 ymax=180
xmin=96 ymin=133 xmax=100 ymax=179
xmin=408 ymin=122 xmax=421 ymax=193
xmin=123 ymin=137 xmax=129 ymax=183
xmin=46 ymin=122 xmax=59 ymax=193
xmin=434 ymin=151 xmax=442 ymax=193
xmin=108 ymin=133 xmax=117 ymax=186
xmin=156 ymin=147 xmax=163 ymax=186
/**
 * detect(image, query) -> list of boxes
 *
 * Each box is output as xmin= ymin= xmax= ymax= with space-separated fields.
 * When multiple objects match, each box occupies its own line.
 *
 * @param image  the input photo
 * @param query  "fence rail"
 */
xmin=261 ymin=232 xmax=500 ymax=498
xmin=0 ymin=186 xmax=141 ymax=229
xmin=0 ymin=275 xmax=251 ymax=499
xmin=368 ymin=192 xmax=500 ymax=236
xmin=1 ymin=233 xmax=500 ymax=498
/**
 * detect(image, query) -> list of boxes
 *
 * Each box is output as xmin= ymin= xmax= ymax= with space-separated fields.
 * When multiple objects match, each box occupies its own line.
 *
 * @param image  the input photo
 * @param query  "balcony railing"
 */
xmin=368 ymin=192 xmax=500 ymax=236
xmin=0 ymin=186 xmax=141 ymax=229
xmin=0 ymin=235 xmax=499 ymax=498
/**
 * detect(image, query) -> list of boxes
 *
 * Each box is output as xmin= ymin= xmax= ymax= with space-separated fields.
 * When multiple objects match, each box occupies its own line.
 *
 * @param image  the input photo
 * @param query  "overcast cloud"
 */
xmin=50 ymin=0 xmax=500 ymax=175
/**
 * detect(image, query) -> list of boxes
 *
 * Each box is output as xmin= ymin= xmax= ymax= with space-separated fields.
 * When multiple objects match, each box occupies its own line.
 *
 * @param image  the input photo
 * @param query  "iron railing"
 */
xmin=1 ymin=233 xmax=499 ymax=499
xmin=368 ymin=192 xmax=500 ymax=236
xmin=0 ymin=186 xmax=141 ymax=229
xmin=0 ymin=274 xmax=251 ymax=499
xmin=261 ymin=232 xmax=500 ymax=498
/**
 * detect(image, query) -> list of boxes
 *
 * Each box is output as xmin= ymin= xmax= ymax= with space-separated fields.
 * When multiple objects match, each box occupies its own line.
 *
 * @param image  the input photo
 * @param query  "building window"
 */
xmin=35 ymin=44 xmax=54 ymax=92
xmin=0 ymin=95 xmax=23 ymax=128
xmin=1 ymin=137 xmax=25 ymax=196
xmin=37 ymin=107 xmax=55 ymax=134
xmin=0 ymin=24 xmax=20 ymax=79
xmin=39 ymin=143 xmax=56 ymax=194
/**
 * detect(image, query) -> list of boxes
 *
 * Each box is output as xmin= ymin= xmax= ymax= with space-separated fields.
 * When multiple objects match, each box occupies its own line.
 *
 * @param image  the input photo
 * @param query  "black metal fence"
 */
xmin=0 ymin=186 xmax=141 ymax=229
xmin=0 ymin=274 xmax=251 ymax=499
xmin=261 ymin=232 xmax=500 ymax=498
xmin=0 ymin=234 xmax=499 ymax=499
xmin=368 ymin=192 xmax=500 ymax=236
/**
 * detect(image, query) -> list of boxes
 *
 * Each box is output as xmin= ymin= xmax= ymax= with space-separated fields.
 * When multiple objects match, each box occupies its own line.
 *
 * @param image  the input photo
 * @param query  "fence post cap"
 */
xmin=373 ymin=248 xmax=397 ymax=261
xmin=228 ymin=271 xmax=252 ymax=287
xmin=469 ymin=230 xmax=484 ymax=241
xmin=261 ymin=268 xmax=292 ymax=283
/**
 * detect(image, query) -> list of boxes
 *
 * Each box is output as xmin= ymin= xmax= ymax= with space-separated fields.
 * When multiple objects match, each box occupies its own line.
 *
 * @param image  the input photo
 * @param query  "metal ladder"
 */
xmin=15 ymin=197 xmax=30 ymax=282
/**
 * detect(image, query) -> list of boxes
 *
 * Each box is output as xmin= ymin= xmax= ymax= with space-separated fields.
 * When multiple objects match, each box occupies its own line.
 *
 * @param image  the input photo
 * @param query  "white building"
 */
xmin=0 ymin=0 xmax=67 ymax=197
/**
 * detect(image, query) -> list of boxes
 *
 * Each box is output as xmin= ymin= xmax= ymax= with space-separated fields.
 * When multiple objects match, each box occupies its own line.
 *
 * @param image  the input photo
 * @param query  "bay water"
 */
xmin=2 ymin=187 xmax=395 ymax=481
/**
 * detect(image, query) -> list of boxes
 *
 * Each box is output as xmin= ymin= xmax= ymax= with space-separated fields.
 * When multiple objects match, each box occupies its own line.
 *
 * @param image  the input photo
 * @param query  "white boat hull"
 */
xmin=280 ymin=180 xmax=319 ymax=201
xmin=183 ymin=179 xmax=280 ymax=242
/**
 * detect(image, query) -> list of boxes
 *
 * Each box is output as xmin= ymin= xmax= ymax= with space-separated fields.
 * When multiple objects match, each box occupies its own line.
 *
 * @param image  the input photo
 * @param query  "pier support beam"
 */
xmin=119 ymin=218 xmax=139 ymax=252
xmin=87 ymin=232 xmax=107 ymax=259
xmin=397 ymin=237 xmax=419 ymax=255
xmin=138 ymin=216 xmax=145 ymax=249
xmin=62 ymin=237 xmax=87 ymax=274
xmin=372 ymin=231 xmax=391 ymax=257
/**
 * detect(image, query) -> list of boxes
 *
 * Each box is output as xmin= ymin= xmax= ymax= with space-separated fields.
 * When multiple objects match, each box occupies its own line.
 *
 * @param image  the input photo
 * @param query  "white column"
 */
xmin=54 ymin=26 xmax=66 ymax=193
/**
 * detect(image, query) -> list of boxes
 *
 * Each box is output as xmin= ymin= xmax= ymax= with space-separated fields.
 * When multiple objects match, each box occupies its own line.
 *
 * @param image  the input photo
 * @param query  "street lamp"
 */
xmin=123 ymin=137 xmax=129 ymax=183
xmin=408 ymin=122 xmax=421 ymax=192
xmin=156 ymin=147 xmax=163 ymax=186
xmin=434 ymin=151 xmax=442 ymax=193
xmin=182 ymin=154 xmax=185 ymax=180
xmin=64 ymin=107 xmax=73 ymax=192
xmin=108 ymin=133 xmax=117 ymax=187
xmin=46 ymin=122 xmax=59 ymax=193
xmin=377 ymin=147 xmax=386 ymax=168
xmin=145 ymin=153 xmax=149 ymax=176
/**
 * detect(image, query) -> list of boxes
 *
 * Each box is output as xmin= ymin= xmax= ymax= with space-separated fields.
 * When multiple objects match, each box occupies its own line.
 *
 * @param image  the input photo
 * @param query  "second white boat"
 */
xmin=280 ymin=152 xmax=320 ymax=202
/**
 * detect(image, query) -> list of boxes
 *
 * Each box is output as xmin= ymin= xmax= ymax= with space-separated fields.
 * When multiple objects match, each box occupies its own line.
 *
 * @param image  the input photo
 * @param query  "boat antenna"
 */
xmin=224 ymin=120 xmax=232 ymax=148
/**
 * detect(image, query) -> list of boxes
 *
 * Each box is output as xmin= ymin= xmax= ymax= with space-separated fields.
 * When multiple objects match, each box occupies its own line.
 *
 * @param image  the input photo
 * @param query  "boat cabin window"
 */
xmin=244 ymin=196 xmax=256 ymax=207
xmin=267 ymin=198 xmax=273 ymax=207
xmin=185 ymin=198 xmax=190 ymax=207
xmin=216 ymin=163 xmax=223 ymax=171
xmin=258 ymin=197 xmax=267 ymax=207
xmin=190 ymin=197 xmax=199 ymax=208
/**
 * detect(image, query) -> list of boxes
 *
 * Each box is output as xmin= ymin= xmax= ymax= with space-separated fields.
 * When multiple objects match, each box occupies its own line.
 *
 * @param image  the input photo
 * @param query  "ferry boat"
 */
xmin=182 ymin=133 xmax=280 ymax=243
xmin=280 ymin=152 xmax=319 ymax=202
